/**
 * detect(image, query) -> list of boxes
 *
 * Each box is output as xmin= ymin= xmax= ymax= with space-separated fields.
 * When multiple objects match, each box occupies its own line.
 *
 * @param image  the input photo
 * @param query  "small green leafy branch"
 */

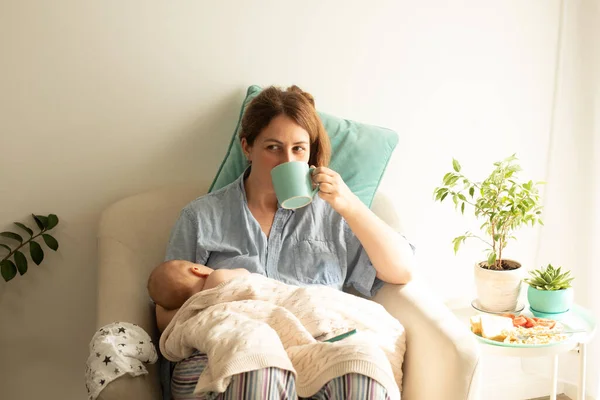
xmin=433 ymin=154 xmax=544 ymax=270
xmin=1 ymin=214 xmax=60 ymax=282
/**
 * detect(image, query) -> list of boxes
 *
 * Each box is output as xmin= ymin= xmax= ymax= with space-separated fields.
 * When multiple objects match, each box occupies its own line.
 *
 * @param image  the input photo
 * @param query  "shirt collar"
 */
xmin=237 ymin=166 xmax=297 ymax=212
xmin=236 ymin=166 xmax=252 ymax=204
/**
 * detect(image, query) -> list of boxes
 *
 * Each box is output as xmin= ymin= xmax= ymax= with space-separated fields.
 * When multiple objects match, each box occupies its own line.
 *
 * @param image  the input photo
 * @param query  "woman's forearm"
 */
xmin=342 ymin=198 xmax=415 ymax=284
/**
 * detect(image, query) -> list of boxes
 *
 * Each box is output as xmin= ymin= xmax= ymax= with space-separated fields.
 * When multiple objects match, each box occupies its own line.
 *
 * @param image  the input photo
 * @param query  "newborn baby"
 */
xmin=147 ymin=260 xmax=250 ymax=310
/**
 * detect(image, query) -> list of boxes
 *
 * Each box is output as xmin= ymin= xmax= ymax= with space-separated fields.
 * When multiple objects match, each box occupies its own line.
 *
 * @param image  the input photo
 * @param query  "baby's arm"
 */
xmin=156 ymin=305 xmax=179 ymax=332
xmin=204 ymin=268 xmax=250 ymax=290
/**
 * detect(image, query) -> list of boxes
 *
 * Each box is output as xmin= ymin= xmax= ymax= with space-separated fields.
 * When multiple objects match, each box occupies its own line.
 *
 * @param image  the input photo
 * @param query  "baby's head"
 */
xmin=147 ymin=260 xmax=213 ymax=310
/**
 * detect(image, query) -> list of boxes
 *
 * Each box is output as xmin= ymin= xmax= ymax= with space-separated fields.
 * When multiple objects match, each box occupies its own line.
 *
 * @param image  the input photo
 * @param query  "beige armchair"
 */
xmin=94 ymin=180 xmax=481 ymax=400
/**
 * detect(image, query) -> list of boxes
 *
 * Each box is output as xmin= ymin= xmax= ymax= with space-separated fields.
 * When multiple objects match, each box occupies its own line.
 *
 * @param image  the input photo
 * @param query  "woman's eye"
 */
xmin=293 ymin=146 xmax=306 ymax=152
xmin=267 ymin=145 xmax=280 ymax=151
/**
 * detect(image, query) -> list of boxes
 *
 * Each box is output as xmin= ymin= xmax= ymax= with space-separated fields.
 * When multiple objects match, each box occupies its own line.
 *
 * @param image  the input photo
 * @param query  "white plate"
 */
xmin=471 ymin=299 xmax=525 ymax=315
xmin=472 ymin=323 xmax=573 ymax=348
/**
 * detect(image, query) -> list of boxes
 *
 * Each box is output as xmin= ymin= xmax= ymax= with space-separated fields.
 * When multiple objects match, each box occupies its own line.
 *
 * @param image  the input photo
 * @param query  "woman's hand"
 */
xmin=311 ymin=166 xmax=360 ymax=216
xmin=311 ymin=167 xmax=415 ymax=284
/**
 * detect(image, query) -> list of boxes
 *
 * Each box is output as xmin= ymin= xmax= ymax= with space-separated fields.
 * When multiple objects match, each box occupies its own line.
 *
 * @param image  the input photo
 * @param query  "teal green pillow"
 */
xmin=209 ymin=85 xmax=399 ymax=208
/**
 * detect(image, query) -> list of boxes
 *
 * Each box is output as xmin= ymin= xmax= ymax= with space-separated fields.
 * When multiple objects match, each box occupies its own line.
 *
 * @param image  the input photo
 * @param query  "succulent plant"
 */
xmin=524 ymin=264 xmax=574 ymax=291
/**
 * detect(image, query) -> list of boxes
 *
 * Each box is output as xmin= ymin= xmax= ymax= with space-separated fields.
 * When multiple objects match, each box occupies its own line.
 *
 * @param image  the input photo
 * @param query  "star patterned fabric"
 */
xmin=85 ymin=322 xmax=157 ymax=400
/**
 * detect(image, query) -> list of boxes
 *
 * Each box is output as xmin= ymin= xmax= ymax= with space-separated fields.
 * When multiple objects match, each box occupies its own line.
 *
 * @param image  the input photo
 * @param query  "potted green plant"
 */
xmin=433 ymin=154 xmax=544 ymax=312
xmin=524 ymin=264 xmax=574 ymax=315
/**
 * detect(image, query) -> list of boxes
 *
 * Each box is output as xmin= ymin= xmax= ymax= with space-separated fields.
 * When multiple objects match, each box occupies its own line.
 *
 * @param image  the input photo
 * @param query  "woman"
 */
xmin=158 ymin=85 xmax=416 ymax=399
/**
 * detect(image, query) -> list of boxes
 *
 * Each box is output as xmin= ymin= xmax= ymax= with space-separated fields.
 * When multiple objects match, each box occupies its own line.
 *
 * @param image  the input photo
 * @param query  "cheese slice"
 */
xmin=480 ymin=315 xmax=514 ymax=341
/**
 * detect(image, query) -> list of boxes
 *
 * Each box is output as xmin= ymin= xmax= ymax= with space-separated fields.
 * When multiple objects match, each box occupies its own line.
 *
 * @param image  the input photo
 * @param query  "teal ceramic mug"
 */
xmin=270 ymin=161 xmax=319 ymax=209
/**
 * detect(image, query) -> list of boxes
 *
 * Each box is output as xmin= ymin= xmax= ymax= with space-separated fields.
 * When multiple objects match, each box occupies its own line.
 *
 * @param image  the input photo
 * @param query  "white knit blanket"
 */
xmin=160 ymin=274 xmax=405 ymax=399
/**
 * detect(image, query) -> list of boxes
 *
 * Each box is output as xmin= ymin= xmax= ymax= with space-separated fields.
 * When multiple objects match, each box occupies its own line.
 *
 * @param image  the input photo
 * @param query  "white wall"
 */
xmin=0 ymin=1 xmax=580 ymax=399
xmin=590 ymin=2 xmax=600 ymax=396
xmin=533 ymin=1 xmax=600 ymax=398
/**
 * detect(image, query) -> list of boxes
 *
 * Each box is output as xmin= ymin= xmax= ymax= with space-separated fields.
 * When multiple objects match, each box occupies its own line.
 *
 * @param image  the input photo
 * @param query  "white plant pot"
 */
xmin=474 ymin=260 xmax=523 ymax=312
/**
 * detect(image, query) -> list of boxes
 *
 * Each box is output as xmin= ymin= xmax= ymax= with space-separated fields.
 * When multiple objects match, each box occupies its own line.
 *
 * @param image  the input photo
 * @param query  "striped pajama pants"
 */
xmin=172 ymin=352 xmax=391 ymax=400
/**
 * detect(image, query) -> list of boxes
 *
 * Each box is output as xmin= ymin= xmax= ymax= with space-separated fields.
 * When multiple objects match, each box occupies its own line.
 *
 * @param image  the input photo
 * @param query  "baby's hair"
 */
xmin=147 ymin=261 xmax=194 ymax=310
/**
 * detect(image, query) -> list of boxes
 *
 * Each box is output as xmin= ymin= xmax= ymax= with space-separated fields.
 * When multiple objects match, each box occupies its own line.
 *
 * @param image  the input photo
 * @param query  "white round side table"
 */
xmin=451 ymin=302 xmax=596 ymax=400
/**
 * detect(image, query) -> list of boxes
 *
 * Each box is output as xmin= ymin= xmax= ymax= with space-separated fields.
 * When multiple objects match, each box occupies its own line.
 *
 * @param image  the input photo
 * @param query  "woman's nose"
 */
xmin=282 ymin=149 xmax=295 ymax=163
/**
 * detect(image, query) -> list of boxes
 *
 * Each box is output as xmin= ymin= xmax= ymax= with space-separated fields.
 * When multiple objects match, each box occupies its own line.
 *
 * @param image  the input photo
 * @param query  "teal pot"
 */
xmin=527 ymin=286 xmax=574 ymax=314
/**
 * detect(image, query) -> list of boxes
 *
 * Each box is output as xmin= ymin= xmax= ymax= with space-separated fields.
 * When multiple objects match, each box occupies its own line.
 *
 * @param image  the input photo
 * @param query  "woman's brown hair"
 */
xmin=240 ymin=85 xmax=331 ymax=167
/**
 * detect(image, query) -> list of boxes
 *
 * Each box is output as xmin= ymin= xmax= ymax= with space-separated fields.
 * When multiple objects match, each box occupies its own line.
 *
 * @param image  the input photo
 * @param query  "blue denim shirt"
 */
xmin=165 ymin=169 xmax=384 ymax=296
xmin=160 ymin=169 xmax=386 ymax=398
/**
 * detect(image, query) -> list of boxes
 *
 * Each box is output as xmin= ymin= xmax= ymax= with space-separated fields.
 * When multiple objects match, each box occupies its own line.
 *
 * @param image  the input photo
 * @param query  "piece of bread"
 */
xmin=470 ymin=315 xmax=482 ymax=335
xmin=479 ymin=315 xmax=515 ymax=341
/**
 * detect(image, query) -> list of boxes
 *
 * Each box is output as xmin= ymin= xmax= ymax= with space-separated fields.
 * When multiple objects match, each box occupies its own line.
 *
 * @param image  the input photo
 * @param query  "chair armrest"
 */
xmin=96 ymin=235 xmax=159 ymax=335
xmin=95 ymin=236 xmax=163 ymax=399
xmin=95 ymin=368 xmax=162 ymax=400
xmin=93 ymin=183 xmax=207 ymax=400
xmin=373 ymin=280 xmax=481 ymax=400
xmin=96 ymin=182 xmax=206 ymax=330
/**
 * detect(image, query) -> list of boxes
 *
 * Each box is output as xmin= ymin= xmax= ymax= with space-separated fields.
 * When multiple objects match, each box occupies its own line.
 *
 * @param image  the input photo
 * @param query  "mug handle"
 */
xmin=309 ymin=167 xmax=319 ymax=197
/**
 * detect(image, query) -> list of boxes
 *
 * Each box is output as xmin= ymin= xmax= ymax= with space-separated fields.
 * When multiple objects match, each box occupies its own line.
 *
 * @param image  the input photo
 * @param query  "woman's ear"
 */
xmin=241 ymin=138 xmax=252 ymax=163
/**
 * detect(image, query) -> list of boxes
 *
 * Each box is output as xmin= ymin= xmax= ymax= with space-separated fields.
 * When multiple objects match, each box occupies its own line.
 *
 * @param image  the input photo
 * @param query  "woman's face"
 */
xmin=242 ymin=114 xmax=311 ymax=189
